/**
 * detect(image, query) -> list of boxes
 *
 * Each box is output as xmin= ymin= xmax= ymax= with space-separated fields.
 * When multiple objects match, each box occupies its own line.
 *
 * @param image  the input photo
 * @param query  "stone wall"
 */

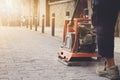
xmin=49 ymin=0 xmax=93 ymax=27
xmin=49 ymin=0 xmax=75 ymax=27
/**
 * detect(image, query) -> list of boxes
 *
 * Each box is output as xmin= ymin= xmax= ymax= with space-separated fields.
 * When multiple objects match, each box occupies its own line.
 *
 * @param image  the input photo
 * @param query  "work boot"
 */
xmin=96 ymin=66 xmax=120 ymax=80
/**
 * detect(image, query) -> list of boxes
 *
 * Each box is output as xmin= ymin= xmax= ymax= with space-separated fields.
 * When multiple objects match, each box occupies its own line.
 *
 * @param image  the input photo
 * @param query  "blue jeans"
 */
xmin=92 ymin=0 xmax=119 ymax=58
xmin=96 ymin=24 xmax=115 ymax=58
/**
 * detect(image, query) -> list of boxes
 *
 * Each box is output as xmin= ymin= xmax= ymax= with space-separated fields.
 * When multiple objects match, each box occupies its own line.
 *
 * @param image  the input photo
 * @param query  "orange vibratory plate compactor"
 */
xmin=58 ymin=0 xmax=98 ymax=66
xmin=58 ymin=18 xmax=98 ymax=66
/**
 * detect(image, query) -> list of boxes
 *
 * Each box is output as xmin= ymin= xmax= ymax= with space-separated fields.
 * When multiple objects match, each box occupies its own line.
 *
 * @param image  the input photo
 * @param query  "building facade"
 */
xmin=48 ymin=0 xmax=92 ymax=27
xmin=38 ymin=0 xmax=120 ymax=36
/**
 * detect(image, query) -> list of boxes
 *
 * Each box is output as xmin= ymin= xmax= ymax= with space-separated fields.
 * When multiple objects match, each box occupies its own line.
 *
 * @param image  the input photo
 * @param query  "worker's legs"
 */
xmin=96 ymin=24 xmax=119 ymax=79
xmin=96 ymin=24 xmax=116 ymax=67
xmin=96 ymin=24 xmax=115 ymax=58
xmin=106 ymin=58 xmax=115 ymax=68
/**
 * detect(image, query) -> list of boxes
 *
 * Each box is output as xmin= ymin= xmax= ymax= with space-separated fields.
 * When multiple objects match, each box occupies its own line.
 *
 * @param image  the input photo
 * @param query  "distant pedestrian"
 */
xmin=21 ymin=16 xmax=25 ymax=27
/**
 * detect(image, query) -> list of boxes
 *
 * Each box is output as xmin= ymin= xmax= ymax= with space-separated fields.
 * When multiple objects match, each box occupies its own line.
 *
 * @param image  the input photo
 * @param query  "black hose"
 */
xmin=68 ymin=0 xmax=80 ymax=27
xmin=71 ymin=0 xmax=80 ymax=21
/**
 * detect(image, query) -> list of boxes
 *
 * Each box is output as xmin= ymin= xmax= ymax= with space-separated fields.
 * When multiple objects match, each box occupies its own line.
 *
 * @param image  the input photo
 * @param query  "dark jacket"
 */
xmin=92 ymin=0 xmax=120 ymax=26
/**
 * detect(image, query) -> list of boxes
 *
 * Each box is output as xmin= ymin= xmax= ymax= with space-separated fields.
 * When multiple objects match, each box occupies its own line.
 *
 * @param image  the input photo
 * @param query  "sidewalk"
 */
xmin=27 ymin=25 xmax=120 ymax=68
xmin=115 ymin=37 xmax=120 ymax=53
xmin=0 ymin=26 xmax=119 ymax=80
xmin=114 ymin=37 xmax=120 ymax=66
xmin=35 ymin=26 xmax=120 ymax=71
xmin=28 ymin=26 xmax=63 ymax=39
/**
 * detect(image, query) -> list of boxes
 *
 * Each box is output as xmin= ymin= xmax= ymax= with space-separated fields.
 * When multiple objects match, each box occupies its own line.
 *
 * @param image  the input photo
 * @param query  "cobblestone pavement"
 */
xmin=0 ymin=27 xmax=120 ymax=80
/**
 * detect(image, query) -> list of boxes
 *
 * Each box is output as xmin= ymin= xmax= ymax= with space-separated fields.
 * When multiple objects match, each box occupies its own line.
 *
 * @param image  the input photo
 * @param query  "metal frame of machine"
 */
xmin=58 ymin=18 xmax=98 ymax=66
xmin=58 ymin=0 xmax=98 ymax=66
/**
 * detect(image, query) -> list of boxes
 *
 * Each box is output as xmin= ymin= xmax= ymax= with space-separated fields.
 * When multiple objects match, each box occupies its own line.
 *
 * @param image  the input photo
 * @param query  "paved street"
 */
xmin=0 ymin=27 xmax=120 ymax=80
